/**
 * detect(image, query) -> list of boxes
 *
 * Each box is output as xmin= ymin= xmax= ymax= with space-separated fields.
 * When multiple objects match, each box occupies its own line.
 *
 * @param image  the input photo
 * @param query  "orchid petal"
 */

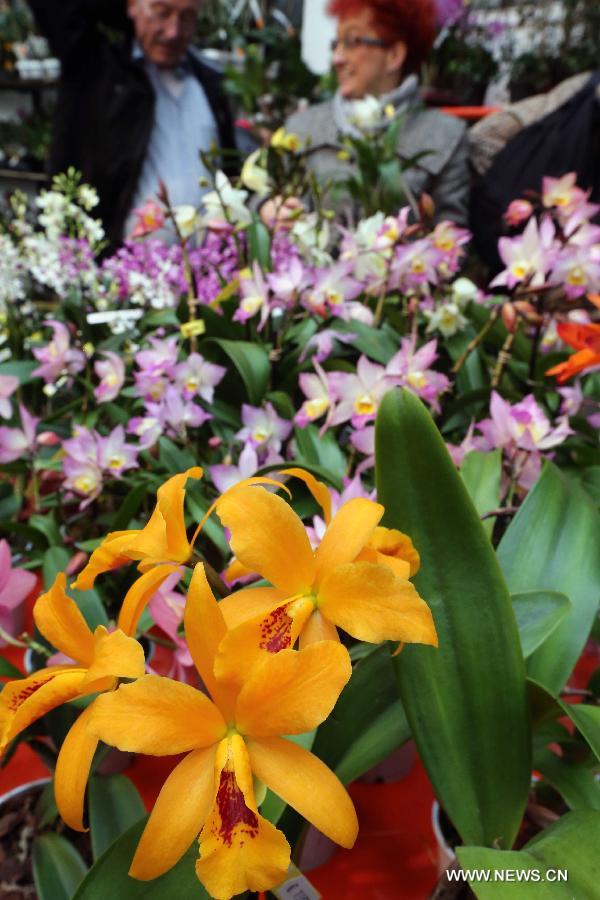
xmin=195 ymin=735 xmax=290 ymax=899
xmin=54 ymin=704 xmax=98 ymax=831
xmin=318 ymin=562 xmax=437 ymax=645
xmin=216 ymin=487 xmax=315 ymax=594
xmin=130 ymin=745 xmax=217 ymax=880
xmin=88 ymin=676 xmax=227 ymax=755
xmin=247 ymin=735 xmax=358 ymax=847
xmin=314 ymin=498 xmax=383 ymax=586
xmin=235 ymin=641 xmax=351 ymax=737
xmin=33 ymin=573 xmax=95 ymax=666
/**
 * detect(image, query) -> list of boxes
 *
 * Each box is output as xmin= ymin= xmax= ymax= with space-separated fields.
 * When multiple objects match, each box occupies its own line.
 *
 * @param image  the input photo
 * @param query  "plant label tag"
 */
xmin=272 ymin=863 xmax=322 ymax=900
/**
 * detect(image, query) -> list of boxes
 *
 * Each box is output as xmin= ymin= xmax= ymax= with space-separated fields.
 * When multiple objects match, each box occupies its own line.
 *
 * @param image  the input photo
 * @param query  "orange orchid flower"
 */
xmin=71 ymin=467 xmax=202 ymax=591
xmin=0 ymin=572 xmax=160 ymax=829
xmin=88 ymin=563 xmax=357 ymax=899
xmin=212 ymin=482 xmax=436 ymax=687
xmin=546 ymin=322 xmax=600 ymax=383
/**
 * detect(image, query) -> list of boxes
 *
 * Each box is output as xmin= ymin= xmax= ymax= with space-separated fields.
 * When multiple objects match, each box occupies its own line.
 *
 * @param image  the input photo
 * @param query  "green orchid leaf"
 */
xmin=459 ymin=449 xmax=502 ymax=538
xmin=312 ymin=643 xmax=407 ymax=779
xmin=32 ymin=833 xmax=88 ymax=900
xmin=566 ymin=705 xmax=600 ymax=764
xmin=498 ymin=462 xmax=600 ymax=693
xmin=0 ymin=657 xmax=24 ymax=678
xmin=534 ymin=748 xmax=600 ymax=810
xmin=89 ymin=774 xmax=147 ymax=861
xmin=203 ymin=338 xmax=270 ymax=405
xmin=247 ymin=220 xmax=272 ymax=271
xmin=157 ymin=438 xmax=198 ymax=474
xmin=293 ymin=425 xmax=345 ymax=488
xmin=335 ymin=699 xmax=410 ymax=786
xmin=42 ymin=546 xmax=70 ymax=590
xmin=0 ymin=360 xmax=38 ymax=384
xmin=528 ymin=679 xmax=600 ymax=764
xmin=110 ymin=484 xmax=149 ymax=531
xmin=457 ymin=810 xmax=600 ymax=898
xmin=512 ymin=592 xmax=571 ymax=658
xmin=330 ymin=320 xmax=398 ymax=364
xmin=376 ymin=388 xmax=530 ymax=848
xmin=73 ymin=818 xmax=210 ymax=900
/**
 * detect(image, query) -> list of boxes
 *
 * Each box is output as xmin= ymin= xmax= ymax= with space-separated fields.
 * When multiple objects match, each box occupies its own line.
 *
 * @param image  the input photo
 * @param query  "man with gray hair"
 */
xmin=29 ymin=0 xmax=237 ymax=246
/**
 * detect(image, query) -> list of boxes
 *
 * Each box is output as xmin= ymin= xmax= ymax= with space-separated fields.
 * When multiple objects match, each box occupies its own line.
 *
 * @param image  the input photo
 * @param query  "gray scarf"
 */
xmin=332 ymin=75 xmax=420 ymax=139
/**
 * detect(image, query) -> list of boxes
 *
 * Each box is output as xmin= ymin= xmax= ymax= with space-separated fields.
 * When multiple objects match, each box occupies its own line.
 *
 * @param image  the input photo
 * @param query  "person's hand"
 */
xmin=259 ymin=195 xmax=304 ymax=230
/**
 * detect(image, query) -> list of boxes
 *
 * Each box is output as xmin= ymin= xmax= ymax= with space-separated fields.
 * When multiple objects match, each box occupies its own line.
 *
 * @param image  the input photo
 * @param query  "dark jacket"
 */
xmin=470 ymin=72 xmax=600 ymax=271
xmin=29 ymin=0 xmax=237 ymax=246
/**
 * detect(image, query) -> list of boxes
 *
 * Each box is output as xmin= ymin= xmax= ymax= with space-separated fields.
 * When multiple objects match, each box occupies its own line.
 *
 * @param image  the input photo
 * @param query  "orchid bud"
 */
xmin=501 ymin=302 xmax=517 ymax=333
xmin=419 ymin=192 xmax=435 ymax=221
xmin=504 ymin=199 xmax=533 ymax=227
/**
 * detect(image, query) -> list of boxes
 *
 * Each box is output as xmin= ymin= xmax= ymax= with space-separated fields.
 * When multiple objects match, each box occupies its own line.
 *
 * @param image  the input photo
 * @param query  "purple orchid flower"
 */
xmin=0 ymin=539 xmax=37 ymax=646
xmin=236 ymin=402 xmax=292 ymax=455
xmin=32 ymin=320 xmax=86 ymax=384
xmin=385 ymin=337 xmax=449 ymax=413
xmin=174 ymin=353 xmax=226 ymax=402
xmin=0 ymin=405 xmax=40 ymax=463
xmin=0 ymin=375 xmax=18 ymax=420
xmin=94 ymin=351 xmax=126 ymax=403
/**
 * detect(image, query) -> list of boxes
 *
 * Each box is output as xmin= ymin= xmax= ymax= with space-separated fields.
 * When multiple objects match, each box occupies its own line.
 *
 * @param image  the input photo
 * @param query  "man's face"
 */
xmin=128 ymin=0 xmax=200 ymax=68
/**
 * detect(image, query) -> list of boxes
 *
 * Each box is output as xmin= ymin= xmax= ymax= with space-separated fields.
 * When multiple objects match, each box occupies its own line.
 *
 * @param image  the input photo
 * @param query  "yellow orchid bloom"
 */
xmin=0 ymin=572 xmax=152 ymax=830
xmin=214 ymin=483 xmax=436 ymax=686
xmin=71 ymin=467 xmax=203 ymax=592
xmin=88 ymin=563 xmax=356 ymax=900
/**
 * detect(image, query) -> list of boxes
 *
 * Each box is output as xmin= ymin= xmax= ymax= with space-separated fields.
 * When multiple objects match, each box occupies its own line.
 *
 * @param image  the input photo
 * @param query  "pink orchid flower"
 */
xmin=94 ymin=351 xmax=126 ymax=403
xmin=0 ymin=539 xmax=37 ymax=646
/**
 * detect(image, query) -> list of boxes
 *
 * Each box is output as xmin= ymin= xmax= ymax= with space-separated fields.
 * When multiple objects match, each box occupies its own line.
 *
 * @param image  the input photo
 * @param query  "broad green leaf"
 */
xmin=460 ymin=449 xmax=501 ymax=538
xmin=0 ymin=360 xmax=38 ymax=383
xmin=512 ymin=592 xmax=571 ymax=658
xmin=32 ymin=833 xmax=88 ymax=900
xmin=157 ymin=437 xmax=198 ymax=474
xmin=73 ymin=818 xmax=210 ymax=900
xmin=0 ymin=657 xmax=23 ymax=678
xmin=203 ymin=338 xmax=270 ymax=405
xmin=29 ymin=514 xmax=62 ymax=547
xmin=292 ymin=425 xmax=344 ymax=488
xmin=567 ymin=705 xmax=600 ymax=763
xmin=498 ymin=463 xmax=600 ymax=693
xmin=331 ymin=320 xmax=398 ymax=364
xmin=376 ymin=389 xmax=530 ymax=848
xmin=311 ymin=644 xmax=404 ymax=776
xmin=88 ymin=774 xmax=147 ymax=860
xmin=110 ymin=484 xmax=149 ymax=531
xmin=534 ymin=748 xmax=600 ymax=810
xmin=71 ymin=589 xmax=109 ymax=630
xmin=247 ymin=220 xmax=272 ymax=270
xmin=457 ymin=811 xmax=600 ymax=897
xmin=42 ymin=546 xmax=70 ymax=589
xmin=335 ymin=699 xmax=410 ymax=785
xmin=528 ymin=679 xmax=600 ymax=764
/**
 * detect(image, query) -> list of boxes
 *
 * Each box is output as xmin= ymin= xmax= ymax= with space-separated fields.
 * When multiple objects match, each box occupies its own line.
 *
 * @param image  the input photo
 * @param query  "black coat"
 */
xmin=29 ymin=0 xmax=237 ymax=247
xmin=470 ymin=72 xmax=600 ymax=272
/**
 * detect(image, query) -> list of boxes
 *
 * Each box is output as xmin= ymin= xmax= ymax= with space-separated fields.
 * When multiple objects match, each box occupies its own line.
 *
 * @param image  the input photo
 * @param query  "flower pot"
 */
xmin=431 ymin=800 xmax=456 ymax=876
xmin=0 ymin=778 xmax=52 ymax=897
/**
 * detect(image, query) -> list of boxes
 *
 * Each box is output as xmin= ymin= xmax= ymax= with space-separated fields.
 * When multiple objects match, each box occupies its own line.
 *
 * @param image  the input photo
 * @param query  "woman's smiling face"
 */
xmin=331 ymin=9 xmax=406 ymax=99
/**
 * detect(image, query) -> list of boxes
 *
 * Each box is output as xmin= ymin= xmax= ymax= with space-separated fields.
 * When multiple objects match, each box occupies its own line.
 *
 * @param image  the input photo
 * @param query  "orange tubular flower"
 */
xmin=0 ymin=573 xmax=148 ymax=830
xmin=546 ymin=322 xmax=600 ymax=383
xmin=88 ymin=563 xmax=356 ymax=900
xmin=71 ymin=467 xmax=203 ymax=592
xmin=213 ymin=483 xmax=436 ymax=686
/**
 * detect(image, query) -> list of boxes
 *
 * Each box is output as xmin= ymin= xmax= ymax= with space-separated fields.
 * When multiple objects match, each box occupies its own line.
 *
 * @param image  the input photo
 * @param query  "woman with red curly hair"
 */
xmin=277 ymin=0 xmax=469 ymax=225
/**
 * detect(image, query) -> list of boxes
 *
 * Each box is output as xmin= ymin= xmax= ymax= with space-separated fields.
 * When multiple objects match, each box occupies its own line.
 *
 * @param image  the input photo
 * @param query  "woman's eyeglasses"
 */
xmin=330 ymin=36 xmax=390 ymax=53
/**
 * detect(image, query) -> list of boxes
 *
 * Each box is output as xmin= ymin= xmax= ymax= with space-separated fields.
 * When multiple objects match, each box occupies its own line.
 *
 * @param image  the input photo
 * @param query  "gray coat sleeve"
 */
xmin=428 ymin=128 xmax=470 ymax=226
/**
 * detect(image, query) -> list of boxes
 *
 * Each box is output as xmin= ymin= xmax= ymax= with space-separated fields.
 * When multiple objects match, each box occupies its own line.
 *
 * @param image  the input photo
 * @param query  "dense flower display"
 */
xmin=0 ymin=138 xmax=598 ymax=897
